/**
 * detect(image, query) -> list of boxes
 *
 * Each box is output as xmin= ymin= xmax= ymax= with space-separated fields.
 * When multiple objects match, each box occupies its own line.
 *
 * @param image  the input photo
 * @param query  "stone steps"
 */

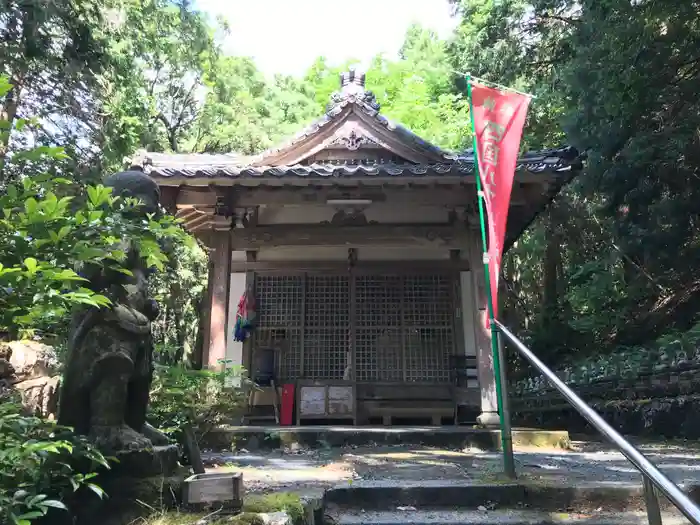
xmin=202 ymin=425 xmax=571 ymax=451
xmin=324 ymin=480 xmax=687 ymax=512
xmin=321 ymin=480 xmax=697 ymax=525
xmin=332 ymin=509 xmax=690 ymax=525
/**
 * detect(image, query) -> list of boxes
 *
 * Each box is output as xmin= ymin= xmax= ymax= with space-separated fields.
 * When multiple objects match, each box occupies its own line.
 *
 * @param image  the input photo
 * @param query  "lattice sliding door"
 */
xmin=403 ymin=275 xmax=455 ymax=383
xmin=253 ymin=275 xmax=303 ymax=382
xmin=353 ymin=273 xmax=456 ymax=383
xmin=354 ymin=275 xmax=403 ymax=381
xmin=303 ymin=275 xmax=350 ymax=380
xmin=254 ymin=271 xmax=458 ymax=384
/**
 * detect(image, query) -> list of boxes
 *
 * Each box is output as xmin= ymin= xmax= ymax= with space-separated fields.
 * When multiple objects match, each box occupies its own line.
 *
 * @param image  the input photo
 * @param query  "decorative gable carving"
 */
xmin=329 ymin=130 xmax=379 ymax=151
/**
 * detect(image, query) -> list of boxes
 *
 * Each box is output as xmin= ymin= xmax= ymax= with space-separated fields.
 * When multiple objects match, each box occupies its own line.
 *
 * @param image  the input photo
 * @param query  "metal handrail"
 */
xmin=495 ymin=320 xmax=700 ymax=525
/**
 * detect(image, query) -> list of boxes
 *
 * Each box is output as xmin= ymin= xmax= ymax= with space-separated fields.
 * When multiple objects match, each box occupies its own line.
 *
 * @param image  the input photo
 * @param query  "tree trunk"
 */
xmin=0 ymin=83 xmax=21 ymax=177
xmin=541 ymin=205 xmax=562 ymax=333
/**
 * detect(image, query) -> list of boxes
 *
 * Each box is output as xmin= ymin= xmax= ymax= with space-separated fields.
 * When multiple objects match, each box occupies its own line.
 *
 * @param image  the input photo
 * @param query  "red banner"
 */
xmin=470 ymin=80 xmax=531 ymax=322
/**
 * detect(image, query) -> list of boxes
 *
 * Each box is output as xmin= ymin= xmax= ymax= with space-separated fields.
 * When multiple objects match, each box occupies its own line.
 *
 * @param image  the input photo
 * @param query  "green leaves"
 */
xmin=0 ymin=95 xmax=187 ymax=339
xmin=148 ymin=363 xmax=250 ymax=443
xmin=23 ymin=258 xmax=38 ymax=274
xmin=86 ymin=185 xmax=114 ymax=209
xmin=0 ymin=403 xmax=109 ymax=525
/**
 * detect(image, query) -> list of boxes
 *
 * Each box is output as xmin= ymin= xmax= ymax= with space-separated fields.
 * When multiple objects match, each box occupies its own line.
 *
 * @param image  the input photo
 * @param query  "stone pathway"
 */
xmin=203 ymin=439 xmax=700 ymax=495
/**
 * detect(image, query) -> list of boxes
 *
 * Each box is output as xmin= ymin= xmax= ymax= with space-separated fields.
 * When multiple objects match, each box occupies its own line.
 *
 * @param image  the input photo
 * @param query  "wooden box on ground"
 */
xmin=183 ymin=472 xmax=243 ymax=512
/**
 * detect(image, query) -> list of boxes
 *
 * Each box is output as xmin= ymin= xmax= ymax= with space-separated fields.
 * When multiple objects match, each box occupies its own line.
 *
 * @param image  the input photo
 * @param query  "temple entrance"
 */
xmin=252 ymin=271 xmax=459 ymax=385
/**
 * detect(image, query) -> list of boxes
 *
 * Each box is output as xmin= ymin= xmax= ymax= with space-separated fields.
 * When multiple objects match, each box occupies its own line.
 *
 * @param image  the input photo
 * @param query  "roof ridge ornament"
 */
xmin=340 ymin=68 xmax=366 ymax=91
xmin=327 ymin=67 xmax=381 ymax=114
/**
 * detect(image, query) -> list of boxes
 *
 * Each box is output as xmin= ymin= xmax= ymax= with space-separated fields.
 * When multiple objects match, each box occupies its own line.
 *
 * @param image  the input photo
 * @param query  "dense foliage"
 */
xmin=448 ymin=0 xmax=700 ymax=366
xmin=0 ymin=401 xmax=109 ymax=525
xmin=149 ymin=242 xmax=208 ymax=364
xmin=0 ymin=78 xmax=184 ymax=341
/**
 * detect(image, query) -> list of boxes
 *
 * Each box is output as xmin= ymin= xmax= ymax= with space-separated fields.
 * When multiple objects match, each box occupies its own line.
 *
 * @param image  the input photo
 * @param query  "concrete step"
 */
xmin=330 ymin=509 xmax=690 ymax=525
xmin=324 ymin=480 xmax=699 ymax=513
xmin=202 ymin=425 xmax=571 ymax=451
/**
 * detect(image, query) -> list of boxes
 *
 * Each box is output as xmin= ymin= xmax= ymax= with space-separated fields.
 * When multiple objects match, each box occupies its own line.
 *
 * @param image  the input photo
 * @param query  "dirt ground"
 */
xmin=203 ymin=439 xmax=700 ymax=495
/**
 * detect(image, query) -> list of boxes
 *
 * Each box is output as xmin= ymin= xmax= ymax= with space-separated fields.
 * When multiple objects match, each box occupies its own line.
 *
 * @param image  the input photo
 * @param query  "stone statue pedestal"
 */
xmin=52 ymin=445 xmax=188 ymax=525
xmin=110 ymin=444 xmax=180 ymax=478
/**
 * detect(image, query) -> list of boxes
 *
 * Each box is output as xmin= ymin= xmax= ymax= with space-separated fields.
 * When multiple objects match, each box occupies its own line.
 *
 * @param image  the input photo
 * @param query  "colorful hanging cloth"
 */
xmin=233 ymin=290 xmax=256 ymax=342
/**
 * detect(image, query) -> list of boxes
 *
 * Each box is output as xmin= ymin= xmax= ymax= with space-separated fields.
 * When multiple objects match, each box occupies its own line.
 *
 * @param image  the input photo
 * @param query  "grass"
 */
xmin=135 ymin=511 xmax=265 ymax=524
xmin=133 ymin=492 xmax=305 ymax=525
xmin=243 ymin=492 xmax=305 ymax=525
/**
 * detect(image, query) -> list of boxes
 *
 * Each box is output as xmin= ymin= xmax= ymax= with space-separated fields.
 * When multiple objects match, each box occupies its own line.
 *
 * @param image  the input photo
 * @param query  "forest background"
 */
xmin=2 ymin=0 xmax=698 ymax=373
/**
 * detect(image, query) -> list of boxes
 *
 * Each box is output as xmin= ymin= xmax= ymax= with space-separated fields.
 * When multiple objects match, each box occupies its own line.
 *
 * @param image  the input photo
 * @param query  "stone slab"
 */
xmin=325 ymin=479 xmax=700 ymax=513
xmin=45 ymin=468 xmax=189 ymax=525
xmin=110 ymin=444 xmax=180 ymax=478
xmin=202 ymin=426 xmax=571 ymax=451
xmin=332 ymin=509 xmax=690 ymax=525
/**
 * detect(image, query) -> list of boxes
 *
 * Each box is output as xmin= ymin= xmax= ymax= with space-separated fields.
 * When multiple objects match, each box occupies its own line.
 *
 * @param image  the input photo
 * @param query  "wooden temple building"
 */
xmin=132 ymin=70 xmax=582 ymax=426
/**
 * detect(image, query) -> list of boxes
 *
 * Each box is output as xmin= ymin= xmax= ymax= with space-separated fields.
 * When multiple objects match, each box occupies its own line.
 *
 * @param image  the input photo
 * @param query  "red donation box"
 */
xmin=280 ymin=383 xmax=295 ymax=426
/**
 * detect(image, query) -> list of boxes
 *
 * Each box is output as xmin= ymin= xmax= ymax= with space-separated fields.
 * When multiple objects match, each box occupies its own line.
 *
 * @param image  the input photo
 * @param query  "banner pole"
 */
xmin=466 ymin=75 xmax=516 ymax=479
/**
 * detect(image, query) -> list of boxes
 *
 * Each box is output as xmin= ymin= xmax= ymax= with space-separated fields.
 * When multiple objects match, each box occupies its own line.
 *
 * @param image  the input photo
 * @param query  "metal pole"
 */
xmin=497 ymin=329 xmax=516 ymax=478
xmin=496 ymin=320 xmax=700 ymax=525
xmin=465 ymin=74 xmax=516 ymax=478
xmin=643 ymin=476 xmax=663 ymax=525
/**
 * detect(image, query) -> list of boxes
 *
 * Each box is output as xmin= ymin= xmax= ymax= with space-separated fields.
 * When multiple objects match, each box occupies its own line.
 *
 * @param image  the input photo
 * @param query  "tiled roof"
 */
xmin=138 ymin=147 xmax=581 ymax=181
xmin=129 ymin=68 xmax=583 ymax=183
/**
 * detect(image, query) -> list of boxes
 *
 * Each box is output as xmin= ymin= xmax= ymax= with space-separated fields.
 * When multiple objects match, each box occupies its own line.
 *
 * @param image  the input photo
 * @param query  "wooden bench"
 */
xmin=357 ymin=383 xmax=456 ymax=426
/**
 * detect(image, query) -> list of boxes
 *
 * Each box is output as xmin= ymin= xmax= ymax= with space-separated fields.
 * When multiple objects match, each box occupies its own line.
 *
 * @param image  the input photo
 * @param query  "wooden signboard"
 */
xmin=328 ymin=386 xmax=353 ymax=415
xmin=299 ymin=386 xmax=326 ymax=416
xmin=296 ymin=380 xmax=356 ymax=424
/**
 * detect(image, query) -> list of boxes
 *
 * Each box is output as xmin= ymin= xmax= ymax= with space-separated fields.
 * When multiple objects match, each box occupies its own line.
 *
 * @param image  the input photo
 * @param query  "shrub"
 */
xmin=0 ymin=77 xmax=188 ymax=341
xmin=147 ymin=361 xmax=249 ymax=444
xmin=0 ymin=402 xmax=110 ymax=525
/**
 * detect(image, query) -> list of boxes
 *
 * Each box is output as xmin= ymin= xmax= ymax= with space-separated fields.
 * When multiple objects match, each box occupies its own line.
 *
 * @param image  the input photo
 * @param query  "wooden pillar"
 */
xmin=468 ymin=236 xmax=499 ymax=427
xmin=203 ymin=231 xmax=232 ymax=369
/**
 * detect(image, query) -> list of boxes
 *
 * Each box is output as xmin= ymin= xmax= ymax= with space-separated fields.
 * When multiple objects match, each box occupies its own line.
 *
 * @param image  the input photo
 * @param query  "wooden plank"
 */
xmin=174 ymin=184 xmax=538 ymax=208
xmin=229 ymin=224 xmax=472 ymax=250
xmin=364 ymin=400 xmax=455 ymax=410
xmin=242 ymin=252 xmax=255 ymax=377
xmin=357 ymin=384 xmax=453 ymax=400
xmin=197 ymin=259 xmax=214 ymax=369
xmin=233 ymin=260 xmax=470 ymax=274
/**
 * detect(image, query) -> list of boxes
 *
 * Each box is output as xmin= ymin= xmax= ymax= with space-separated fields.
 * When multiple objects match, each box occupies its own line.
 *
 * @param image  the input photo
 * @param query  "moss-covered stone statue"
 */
xmin=58 ymin=171 xmax=168 ymax=455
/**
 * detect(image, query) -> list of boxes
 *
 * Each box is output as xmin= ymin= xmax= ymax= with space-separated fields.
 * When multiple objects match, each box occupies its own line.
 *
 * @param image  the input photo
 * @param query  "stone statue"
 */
xmin=58 ymin=171 xmax=167 ymax=454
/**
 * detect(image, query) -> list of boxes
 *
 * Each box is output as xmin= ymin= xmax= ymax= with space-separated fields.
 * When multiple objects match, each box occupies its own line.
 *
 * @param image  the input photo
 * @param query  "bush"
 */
xmin=148 ymin=361 xmax=249 ymax=444
xmin=0 ymin=402 xmax=110 ymax=525
xmin=0 ymin=76 xmax=187 ymax=341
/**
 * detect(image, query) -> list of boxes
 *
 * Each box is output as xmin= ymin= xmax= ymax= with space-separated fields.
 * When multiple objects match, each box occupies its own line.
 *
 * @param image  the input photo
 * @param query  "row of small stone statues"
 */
xmin=512 ymin=335 xmax=700 ymax=395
